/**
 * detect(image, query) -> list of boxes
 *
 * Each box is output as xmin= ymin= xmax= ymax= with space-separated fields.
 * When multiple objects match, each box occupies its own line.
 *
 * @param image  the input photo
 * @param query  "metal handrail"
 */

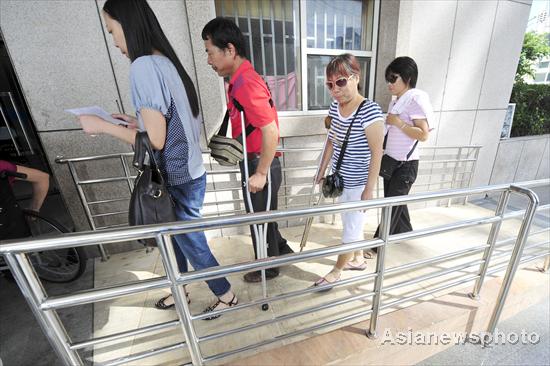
xmin=1 ymin=179 xmax=548 ymax=366
xmin=53 ymin=145 xmax=483 ymax=163
xmin=1 ymin=181 xmax=522 ymax=252
xmin=55 ymin=145 xmax=482 ymax=244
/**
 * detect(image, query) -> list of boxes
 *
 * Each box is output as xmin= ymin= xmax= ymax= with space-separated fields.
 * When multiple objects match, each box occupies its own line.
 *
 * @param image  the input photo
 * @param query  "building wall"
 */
xmin=489 ymin=134 xmax=550 ymax=185
xmin=395 ymin=0 xmax=532 ymax=188
xmin=0 ymin=0 xmax=533 ymax=250
xmin=0 ymin=0 xmax=212 ymax=254
xmin=0 ymin=0 xmax=131 ymax=234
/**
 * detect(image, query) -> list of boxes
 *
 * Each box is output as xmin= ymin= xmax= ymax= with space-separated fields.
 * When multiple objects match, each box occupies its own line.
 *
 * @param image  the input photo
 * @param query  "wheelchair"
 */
xmin=0 ymin=169 xmax=86 ymax=282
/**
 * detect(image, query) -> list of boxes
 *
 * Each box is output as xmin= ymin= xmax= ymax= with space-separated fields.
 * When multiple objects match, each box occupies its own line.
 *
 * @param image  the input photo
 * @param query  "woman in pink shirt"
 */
xmin=372 ymin=57 xmax=432 ymax=245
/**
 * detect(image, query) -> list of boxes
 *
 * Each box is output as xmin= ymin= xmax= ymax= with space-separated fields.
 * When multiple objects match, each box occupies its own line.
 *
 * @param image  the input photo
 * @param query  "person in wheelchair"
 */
xmin=0 ymin=159 xmax=50 ymax=240
xmin=1 ymin=160 xmax=87 ymax=283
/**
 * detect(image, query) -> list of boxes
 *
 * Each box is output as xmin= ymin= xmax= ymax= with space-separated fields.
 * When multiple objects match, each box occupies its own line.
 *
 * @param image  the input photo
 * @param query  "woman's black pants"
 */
xmin=374 ymin=160 xmax=419 ymax=243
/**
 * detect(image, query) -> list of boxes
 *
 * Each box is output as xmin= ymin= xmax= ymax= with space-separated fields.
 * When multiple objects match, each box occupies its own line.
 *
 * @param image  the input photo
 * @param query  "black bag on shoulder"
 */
xmin=129 ymin=132 xmax=177 ymax=247
xmin=322 ymin=100 xmax=366 ymax=198
xmin=379 ymin=134 xmax=419 ymax=180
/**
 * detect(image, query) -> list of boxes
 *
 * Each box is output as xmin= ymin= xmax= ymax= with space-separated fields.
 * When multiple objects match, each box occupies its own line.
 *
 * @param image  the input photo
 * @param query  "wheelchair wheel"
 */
xmin=22 ymin=210 xmax=87 ymax=283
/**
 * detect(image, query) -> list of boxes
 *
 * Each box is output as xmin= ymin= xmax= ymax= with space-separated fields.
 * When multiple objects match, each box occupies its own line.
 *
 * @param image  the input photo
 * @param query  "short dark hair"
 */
xmin=201 ymin=17 xmax=247 ymax=58
xmin=385 ymin=56 xmax=418 ymax=88
xmin=103 ymin=0 xmax=200 ymax=117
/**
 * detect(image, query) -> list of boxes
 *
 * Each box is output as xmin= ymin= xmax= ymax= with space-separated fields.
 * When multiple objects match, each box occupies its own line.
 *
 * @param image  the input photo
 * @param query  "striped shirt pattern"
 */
xmin=328 ymin=99 xmax=384 ymax=188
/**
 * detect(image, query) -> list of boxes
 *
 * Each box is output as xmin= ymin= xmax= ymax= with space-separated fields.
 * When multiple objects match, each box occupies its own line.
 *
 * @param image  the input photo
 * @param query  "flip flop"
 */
xmin=343 ymin=261 xmax=367 ymax=271
xmin=363 ymin=250 xmax=375 ymax=259
xmin=312 ymin=276 xmax=340 ymax=292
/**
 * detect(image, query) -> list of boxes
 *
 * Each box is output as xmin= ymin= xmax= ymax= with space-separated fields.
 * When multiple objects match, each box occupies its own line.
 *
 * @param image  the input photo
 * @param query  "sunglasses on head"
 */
xmin=325 ymin=75 xmax=354 ymax=90
xmin=386 ymin=74 xmax=400 ymax=84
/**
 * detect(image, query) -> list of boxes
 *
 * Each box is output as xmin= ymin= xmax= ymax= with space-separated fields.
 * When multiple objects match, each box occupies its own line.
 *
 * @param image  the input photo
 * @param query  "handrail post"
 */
xmin=156 ymin=234 xmax=203 ymax=366
xmin=67 ymin=161 xmax=109 ymax=261
xmin=366 ymin=205 xmax=391 ymax=338
xmin=469 ymin=189 xmax=510 ymax=299
xmin=448 ymin=147 xmax=462 ymax=207
xmin=119 ymin=154 xmax=134 ymax=194
xmin=464 ymin=147 xmax=480 ymax=204
xmin=486 ymin=185 xmax=539 ymax=334
xmin=5 ymin=253 xmax=83 ymax=366
xmin=540 ymin=256 xmax=550 ymax=273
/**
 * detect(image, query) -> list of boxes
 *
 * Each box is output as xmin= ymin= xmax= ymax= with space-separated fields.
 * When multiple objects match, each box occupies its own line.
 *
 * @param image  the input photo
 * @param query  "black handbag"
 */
xmin=322 ymin=100 xmax=366 ymax=198
xmin=129 ymin=132 xmax=177 ymax=247
xmin=322 ymin=171 xmax=344 ymax=198
xmin=379 ymin=133 xmax=419 ymax=180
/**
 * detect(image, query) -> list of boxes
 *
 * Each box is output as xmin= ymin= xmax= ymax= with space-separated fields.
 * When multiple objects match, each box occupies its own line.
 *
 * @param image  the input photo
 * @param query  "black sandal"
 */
xmin=202 ymin=294 xmax=238 ymax=320
xmin=154 ymin=292 xmax=190 ymax=310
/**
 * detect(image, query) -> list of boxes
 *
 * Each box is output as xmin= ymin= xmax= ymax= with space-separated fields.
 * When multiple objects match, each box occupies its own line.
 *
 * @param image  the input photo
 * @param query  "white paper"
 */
xmin=65 ymin=106 xmax=128 ymax=126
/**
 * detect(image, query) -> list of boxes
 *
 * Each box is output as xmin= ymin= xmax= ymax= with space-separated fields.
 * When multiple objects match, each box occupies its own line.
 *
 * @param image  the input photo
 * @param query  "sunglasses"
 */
xmin=386 ymin=74 xmax=400 ymax=84
xmin=325 ymin=75 xmax=354 ymax=90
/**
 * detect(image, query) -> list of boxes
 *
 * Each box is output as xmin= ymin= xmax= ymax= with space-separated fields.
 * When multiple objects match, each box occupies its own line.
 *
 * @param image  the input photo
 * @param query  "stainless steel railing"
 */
xmin=0 ymin=179 xmax=547 ymax=365
xmin=55 ymin=144 xmax=481 ymax=259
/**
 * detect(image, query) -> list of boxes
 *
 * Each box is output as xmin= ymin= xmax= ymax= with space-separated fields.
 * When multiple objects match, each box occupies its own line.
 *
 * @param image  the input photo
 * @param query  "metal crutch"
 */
xmin=299 ymin=115 xmax=334 ymax=251
xmin=299 ymin=134 xmax=330 ymax=252
xmin=239 ymin=108 xmax=271 ymax=311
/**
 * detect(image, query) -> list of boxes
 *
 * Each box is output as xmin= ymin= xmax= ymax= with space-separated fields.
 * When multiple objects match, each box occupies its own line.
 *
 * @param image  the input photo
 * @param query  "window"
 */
xmin=534 ymin=73 xmax=546 ymax=82
xmin=538 ymin=61 xmax=549 ymax=69
xmin=304 ymin=0 xmax=376 ymax=111
xmin=216 ymin=0 xmax=379 ymax=114
xmin=216 ymin=0 xmax=301 ymax=111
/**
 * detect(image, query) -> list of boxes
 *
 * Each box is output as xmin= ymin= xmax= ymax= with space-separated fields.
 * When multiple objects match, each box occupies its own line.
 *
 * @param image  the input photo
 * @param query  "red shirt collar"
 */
xmin=228 ymin=59 xmax=254 ymax=90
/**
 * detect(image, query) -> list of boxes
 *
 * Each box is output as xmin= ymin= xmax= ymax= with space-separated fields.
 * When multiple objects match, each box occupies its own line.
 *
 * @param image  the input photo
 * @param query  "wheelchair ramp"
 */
xmin=87 ymin=201 xmax=549 ymax=365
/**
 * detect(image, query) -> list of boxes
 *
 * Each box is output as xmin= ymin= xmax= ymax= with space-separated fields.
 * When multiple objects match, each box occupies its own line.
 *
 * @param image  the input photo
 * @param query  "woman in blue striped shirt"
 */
xmin=314 ymin=54 xmax=385 ymax=287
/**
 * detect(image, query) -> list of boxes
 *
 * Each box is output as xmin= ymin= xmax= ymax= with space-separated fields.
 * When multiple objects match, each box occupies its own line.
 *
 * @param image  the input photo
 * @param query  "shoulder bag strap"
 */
xmin=232 ymin=78 xmax=275 ymax=140
xmin=383 ymin=122 xmax=419 ymax=161
xmin=406 ymin=140 xmax=419 ymax=160
xmin=133 ymin=131 xmax=159 ymax=171
xmin=216 ymin=110 xmax=231 ymax=137
xmin=334 ymin=99 xmax=367 ymax=172
xmin=232 ymin=97 xmax=274 ymax=142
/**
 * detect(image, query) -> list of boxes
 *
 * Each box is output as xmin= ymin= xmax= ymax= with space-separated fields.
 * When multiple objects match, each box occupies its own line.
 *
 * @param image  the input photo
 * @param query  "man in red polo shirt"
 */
xmin=202 ymin=17 xmax=293 ymax=283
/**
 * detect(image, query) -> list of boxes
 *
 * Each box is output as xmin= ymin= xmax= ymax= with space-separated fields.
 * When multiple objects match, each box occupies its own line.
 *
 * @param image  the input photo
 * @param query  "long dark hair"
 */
xmin=103 ymin=0 xmax=200 ymax=117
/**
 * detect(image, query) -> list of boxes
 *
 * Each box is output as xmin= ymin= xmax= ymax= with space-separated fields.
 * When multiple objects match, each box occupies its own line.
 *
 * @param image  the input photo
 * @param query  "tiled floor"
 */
xmin=231 ymin=267 xmax=550 ymax=366
xmin=89 ymin=202 xmax=549 ymax=365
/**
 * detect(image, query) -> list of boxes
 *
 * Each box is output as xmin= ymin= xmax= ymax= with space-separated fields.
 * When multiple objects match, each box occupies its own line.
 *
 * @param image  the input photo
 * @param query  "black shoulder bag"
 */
xmin=322 ymin=100 xmax=366 ymax=198
xmin=129 ymin=131 xmax=177 ymax=247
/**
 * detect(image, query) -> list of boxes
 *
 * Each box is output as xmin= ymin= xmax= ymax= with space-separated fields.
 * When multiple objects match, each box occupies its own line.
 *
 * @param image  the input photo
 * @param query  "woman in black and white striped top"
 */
xmin=314 ymin=54 xmax=385 ymax=288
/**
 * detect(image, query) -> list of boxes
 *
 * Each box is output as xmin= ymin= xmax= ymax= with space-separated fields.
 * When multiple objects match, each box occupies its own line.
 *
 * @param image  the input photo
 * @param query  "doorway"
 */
xmin=0 ymin=30 xmax=74 ymax=230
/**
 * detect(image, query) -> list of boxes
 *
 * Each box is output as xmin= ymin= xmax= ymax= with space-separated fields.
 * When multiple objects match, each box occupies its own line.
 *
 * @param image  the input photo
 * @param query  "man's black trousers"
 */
xmin=239 ymin=157 xmax=291 ymax=260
